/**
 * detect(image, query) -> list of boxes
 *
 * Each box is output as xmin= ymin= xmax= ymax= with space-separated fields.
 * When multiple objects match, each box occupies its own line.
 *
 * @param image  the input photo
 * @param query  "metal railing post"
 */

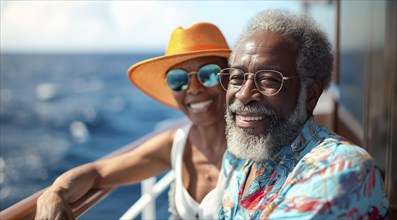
xmin=119 ymin=171 xmax=175 ymax=220
xmin=142 ymin=177 xmax=156 ymax=219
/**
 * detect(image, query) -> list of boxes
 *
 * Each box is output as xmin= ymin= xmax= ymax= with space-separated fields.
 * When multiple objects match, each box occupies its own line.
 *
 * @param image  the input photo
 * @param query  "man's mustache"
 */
xmin=227 ymin=100 xmax=278 ymax=119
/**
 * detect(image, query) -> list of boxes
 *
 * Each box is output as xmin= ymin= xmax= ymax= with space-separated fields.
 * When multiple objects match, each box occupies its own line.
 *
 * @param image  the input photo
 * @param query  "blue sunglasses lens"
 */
xmin=166 ymin=69 xmax=189 ymax=92
xmin=166 ymin=64 xmax=221 ymax=92
xmin=198 ymin=64 xmax=220 ymax=87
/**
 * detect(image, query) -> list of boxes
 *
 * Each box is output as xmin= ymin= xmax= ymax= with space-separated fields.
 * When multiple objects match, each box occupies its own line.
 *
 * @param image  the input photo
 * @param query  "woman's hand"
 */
xmin=34 ymin=130 xmax=174 ymax=219
xmin=35 ymin=190 xmax=75 ymax=220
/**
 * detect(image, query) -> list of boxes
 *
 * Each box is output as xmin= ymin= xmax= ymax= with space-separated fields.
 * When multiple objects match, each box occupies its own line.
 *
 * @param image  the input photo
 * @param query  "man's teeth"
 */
xmin=190 ymin=100 xmax=213 ymax=109
xmin=238 ymin=115 xmax=264 ymax=121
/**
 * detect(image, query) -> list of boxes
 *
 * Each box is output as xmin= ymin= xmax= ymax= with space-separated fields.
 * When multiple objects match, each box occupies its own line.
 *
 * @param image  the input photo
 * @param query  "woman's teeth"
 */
xmin=190 ymin=100 xmax=213 ymax=110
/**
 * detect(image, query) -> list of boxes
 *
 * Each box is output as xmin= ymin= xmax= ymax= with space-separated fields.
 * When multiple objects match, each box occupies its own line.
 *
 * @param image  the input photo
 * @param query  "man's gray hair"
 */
xmin=230 ymin=9 xmax=333 ymax=90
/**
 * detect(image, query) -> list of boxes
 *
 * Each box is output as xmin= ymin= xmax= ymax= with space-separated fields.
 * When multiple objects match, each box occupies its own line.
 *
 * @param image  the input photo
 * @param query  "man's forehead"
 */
xmin=232 ymin=37 xmax=271 ymax=64
xmin=233 ymin=32 xmax=298 ymax=61
xmin=243 ymin=39 xmax=266 ymax=48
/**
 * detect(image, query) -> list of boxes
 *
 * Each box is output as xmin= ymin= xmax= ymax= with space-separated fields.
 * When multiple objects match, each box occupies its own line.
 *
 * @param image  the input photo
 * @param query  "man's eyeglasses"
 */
xmin=166 ymin=64 xmax=221 ymax=92
xmin=218 ymin=68 xmax=300 ymax=96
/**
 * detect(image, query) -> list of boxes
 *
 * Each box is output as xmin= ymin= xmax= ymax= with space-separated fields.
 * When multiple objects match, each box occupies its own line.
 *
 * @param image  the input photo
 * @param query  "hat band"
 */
xmin=167 ymin=45 xmax=228 ymax=55
xmin=190 ymin=44 xmax=228 ymax=51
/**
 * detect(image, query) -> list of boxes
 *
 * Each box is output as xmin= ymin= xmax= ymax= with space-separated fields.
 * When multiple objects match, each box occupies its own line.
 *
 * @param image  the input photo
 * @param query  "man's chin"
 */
xmin=235 ymin=126 xmax=256 ymax=136
xmin=226 ymin=125 xmax=276 ymax=162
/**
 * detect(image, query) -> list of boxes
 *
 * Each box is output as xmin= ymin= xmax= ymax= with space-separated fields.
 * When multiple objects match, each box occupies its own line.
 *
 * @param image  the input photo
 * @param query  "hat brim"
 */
xmin=128 ymin=49 xmax=231 ymax=109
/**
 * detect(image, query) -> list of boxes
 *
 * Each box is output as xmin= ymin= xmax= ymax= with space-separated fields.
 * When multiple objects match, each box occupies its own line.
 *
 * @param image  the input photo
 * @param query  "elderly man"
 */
xmin=217 ymin=9 xmax=388 ymax=219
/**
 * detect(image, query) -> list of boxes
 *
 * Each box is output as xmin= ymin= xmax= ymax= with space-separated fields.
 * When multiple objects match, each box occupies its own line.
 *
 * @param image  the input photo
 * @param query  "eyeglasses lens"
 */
xmin=198 ymin=64 xmax=220 ymax=87
xmin=166 ymin=69 xmax=189 ymax=92
xmin=219 ymin=68 xmax=244 ymax=92
xmin=255 ymin=70 xmax=283 ymax=96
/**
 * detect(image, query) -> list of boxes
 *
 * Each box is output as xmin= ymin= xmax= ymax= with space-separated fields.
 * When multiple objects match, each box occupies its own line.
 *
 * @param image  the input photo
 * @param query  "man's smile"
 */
xmin=234 ymin=112 xmax=272 ymax=131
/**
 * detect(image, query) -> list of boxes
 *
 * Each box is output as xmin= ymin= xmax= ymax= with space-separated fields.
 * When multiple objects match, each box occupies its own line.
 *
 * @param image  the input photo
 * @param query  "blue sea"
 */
xmin=0 ymin=53 xmax=184 ymax=219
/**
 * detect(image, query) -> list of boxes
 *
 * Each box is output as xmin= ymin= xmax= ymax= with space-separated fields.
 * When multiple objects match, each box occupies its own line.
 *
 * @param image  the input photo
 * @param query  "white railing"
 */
xmin=119 ymin=171 xmax=175 ymax=220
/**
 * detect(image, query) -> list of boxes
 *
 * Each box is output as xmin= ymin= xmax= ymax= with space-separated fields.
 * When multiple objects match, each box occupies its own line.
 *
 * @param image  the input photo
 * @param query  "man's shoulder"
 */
xmin=285 ymin=136 xmax=380 ymax=193
xmin=299 ymin=135 xmax=377 ymax=175
xmin=315 ymin=135 xmax=372 ymax=161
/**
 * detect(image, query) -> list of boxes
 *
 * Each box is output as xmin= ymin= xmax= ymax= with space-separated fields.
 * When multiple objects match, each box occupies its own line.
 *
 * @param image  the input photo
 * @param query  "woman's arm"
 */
xmin=35 ymin=129 xmax=175 ymax=219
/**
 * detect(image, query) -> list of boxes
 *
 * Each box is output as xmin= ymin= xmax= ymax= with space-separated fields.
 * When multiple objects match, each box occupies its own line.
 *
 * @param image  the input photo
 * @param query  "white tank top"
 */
xmin=170 ymin=122 xmax=224 ymax=219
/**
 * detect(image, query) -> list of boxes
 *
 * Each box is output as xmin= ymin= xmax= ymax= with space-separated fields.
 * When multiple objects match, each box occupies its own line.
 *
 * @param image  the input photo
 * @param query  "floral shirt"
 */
xmin=219 ymin=117 xmax=388 ymax=219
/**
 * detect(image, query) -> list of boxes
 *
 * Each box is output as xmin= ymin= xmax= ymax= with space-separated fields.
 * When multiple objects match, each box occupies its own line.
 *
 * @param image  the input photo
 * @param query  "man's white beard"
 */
xmin=225 ymin=86 xmax=308 ymax=162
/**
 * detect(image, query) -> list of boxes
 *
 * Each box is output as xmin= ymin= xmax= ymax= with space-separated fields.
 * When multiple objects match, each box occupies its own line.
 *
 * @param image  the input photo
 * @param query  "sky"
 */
xmin=0 ymin=0 xmax=337 ymax=53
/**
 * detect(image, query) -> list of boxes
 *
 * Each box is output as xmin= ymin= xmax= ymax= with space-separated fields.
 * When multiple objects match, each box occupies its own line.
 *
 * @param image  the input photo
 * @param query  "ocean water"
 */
xmin=0 ymin=53 xmax=184 ymax=219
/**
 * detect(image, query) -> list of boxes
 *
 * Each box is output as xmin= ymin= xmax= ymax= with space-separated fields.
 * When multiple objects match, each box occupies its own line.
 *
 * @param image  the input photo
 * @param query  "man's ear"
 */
xmin=305 ymin=80 xmax=323 ymax=116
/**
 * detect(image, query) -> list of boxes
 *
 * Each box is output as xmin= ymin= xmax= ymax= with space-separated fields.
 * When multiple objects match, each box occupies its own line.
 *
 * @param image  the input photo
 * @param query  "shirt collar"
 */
xmin=273 ymin=116 xmax=321 ymax=159
xmin=290 ymin=116 xmax=321 ymax=152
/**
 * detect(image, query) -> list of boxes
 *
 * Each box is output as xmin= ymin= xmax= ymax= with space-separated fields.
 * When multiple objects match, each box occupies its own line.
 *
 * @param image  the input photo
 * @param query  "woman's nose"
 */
xmin=186 ymin=74 xmax=204 ymax=94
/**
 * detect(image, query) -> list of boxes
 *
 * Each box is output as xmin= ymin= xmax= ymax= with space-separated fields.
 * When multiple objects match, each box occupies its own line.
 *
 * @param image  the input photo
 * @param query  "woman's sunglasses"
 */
xmin=166 ymin=64 xmax=221 ymax=92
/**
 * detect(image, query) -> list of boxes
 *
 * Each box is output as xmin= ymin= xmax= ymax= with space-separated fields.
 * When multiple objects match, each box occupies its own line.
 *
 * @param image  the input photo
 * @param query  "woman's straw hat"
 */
xmin=128 ymin=22 xmax=231 ymax=109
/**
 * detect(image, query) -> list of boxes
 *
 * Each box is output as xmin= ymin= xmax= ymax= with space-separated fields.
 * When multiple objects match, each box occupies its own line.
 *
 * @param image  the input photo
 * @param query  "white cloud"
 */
xmin=1 ymin=1 xmax=113 ymax=52
xmin=108 ymin=1 xmax=195 ymax=51
xmin=1 ymin=1 xmax=313 ymax=53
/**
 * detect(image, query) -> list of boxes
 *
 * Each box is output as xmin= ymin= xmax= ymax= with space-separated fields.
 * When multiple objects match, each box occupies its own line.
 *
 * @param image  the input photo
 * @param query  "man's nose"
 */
xmin=235 ymin=75 xmax=262 ymax=105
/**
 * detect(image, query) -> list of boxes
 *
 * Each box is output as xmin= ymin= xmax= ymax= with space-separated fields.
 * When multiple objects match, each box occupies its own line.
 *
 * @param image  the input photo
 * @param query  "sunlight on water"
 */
xmin=69 ymin=120 xmax=90 ymax=143
xmin=36 ymin=83 xmax=57 ymax=101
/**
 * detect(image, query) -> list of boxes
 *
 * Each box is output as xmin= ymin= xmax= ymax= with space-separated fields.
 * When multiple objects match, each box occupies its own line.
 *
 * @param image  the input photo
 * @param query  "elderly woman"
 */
xmin=35 ymin=22 xmax=230 ymax=219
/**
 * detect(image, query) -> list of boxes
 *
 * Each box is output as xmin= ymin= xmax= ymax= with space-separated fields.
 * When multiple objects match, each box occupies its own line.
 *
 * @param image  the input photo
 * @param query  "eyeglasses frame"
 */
xmin=218 ymin=68 xmax=300 ymax=96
